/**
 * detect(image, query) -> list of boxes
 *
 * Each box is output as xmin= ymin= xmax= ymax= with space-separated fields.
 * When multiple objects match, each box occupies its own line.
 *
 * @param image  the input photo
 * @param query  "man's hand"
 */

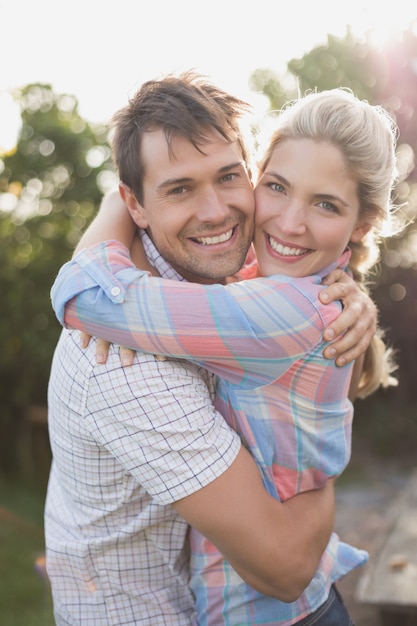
xmin=319 ymin=269 xmax=377 ymax=367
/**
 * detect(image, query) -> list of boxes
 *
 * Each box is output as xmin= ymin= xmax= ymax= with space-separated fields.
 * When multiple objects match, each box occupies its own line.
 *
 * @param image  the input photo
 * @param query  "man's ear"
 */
xmin=350 ymin=222 xmax=372 ymax=243
xmin=119 ymin=183 xmax=149 ymax=229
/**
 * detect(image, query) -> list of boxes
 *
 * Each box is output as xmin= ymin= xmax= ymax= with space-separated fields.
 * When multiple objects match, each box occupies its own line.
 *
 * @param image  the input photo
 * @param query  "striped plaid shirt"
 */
xmin=51 ymin=237 xmax=368 ymax=626
xmin=44 ymin=233 xmax=242 ymax=625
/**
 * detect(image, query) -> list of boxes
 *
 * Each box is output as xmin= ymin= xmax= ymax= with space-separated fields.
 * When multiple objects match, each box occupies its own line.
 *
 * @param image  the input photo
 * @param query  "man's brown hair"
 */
xmin=110 ymin=70 xmax=252 ymax=203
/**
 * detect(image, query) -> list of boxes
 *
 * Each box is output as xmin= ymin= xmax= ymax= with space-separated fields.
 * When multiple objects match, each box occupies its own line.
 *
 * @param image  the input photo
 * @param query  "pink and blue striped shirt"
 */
xmin=51 ymin=238 xmax=368 ymax=625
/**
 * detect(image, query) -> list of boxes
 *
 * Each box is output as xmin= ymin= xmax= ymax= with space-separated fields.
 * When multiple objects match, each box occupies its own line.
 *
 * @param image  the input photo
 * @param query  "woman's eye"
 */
xmin=319 ymin=200 xmax=339 ymax=214
xmin=269 ymin=182 xmax=285 ymax=193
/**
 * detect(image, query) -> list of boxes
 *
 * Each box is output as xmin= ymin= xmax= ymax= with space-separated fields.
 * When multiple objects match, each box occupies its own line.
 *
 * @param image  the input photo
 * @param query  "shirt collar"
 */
xmin=316 ymin=248 xmax=352 ymax=279
xmin=139 ymin=229 xmax=186 ymax=282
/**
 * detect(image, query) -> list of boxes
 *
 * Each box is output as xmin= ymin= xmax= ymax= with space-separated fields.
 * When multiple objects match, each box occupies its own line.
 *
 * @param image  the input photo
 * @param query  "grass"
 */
xmin=0 ymin=475 xmax=54 ymax=626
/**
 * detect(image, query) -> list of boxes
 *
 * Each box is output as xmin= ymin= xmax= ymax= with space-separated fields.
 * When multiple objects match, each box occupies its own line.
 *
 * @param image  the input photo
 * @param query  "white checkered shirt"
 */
xmin=44 ymin=232 xmax=241 ymax=625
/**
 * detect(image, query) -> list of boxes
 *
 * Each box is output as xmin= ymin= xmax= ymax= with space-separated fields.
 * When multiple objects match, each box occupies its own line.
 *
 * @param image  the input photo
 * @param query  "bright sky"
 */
xmin=1 ymin=0 xmax=416 ymax=151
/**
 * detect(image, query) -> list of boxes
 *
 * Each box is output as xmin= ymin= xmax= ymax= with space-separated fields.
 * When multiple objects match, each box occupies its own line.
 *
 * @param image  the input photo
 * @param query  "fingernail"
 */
xmin=337 ymin=357 xmax=346 ymax=367
xmin=325 ymin=329 xmax=335 ymax=340
xmin=326 ymin=347 xmax=336 ymax=357
xmin=121 ymin=356 xmax=131 ymax=367
xmin=96 ymin=353 xmax=105 ymax=364
xmin=321 ymin=292 xmax=329 ymax=302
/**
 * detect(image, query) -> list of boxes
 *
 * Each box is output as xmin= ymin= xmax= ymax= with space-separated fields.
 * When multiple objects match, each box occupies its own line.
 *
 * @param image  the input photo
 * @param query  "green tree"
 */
xmin=0 ymin=84 xmax=116 ymax=475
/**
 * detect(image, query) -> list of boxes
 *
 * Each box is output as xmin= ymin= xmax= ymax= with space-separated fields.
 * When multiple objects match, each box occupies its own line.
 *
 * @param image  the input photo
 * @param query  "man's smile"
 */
xmin=193 ymin=228 xmax=234 ymax=246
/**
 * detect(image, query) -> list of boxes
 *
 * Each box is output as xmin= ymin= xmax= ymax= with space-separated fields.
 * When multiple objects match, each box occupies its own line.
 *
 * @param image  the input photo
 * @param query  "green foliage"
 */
xmin=287 ymin=29 xmax=383 ymax=99
xmin=0 ymin=84 xmax=116 ymax=474
xmin=249 ymin=68 xmax=290 ymax=111
xmin=0 ymin=475 xmax=54 ymax=625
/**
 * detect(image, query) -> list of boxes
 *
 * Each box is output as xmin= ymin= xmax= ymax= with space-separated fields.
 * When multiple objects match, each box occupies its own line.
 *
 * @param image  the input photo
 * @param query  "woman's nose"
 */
xmin=278 ymin=204 xmax=307 ymax=235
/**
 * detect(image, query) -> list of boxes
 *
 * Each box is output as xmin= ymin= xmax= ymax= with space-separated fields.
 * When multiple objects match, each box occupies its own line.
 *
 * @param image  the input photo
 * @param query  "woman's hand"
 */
xmin=319 ymin=269 xmax=377 ymax=367
xmin=79 ymin=333 xmax=136 ymax=366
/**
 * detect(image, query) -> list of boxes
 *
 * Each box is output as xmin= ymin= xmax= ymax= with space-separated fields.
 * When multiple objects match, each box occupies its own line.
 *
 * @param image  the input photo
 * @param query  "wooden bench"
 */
xmin=355 ymin=468 xmax=417 ymax=625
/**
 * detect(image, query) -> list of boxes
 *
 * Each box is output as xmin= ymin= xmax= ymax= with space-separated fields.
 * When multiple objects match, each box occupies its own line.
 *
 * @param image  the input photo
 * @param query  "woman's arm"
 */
xmin=54 ymin=242 xmax=328 ymax=385
xmin=76 ymin=189 xmax=158 ymax=356
xmin=71 ymin=190 xmax=377 ymax=369
xmin=75 ymin=189 xmax=136 ymax=253
xmin=75 ymin=188 xmax=157 ymax=276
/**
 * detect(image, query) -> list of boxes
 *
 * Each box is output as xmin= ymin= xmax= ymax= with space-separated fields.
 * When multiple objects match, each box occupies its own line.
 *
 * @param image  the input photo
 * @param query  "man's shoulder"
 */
xmin=53 ymin=329 xmax=214 ymax=390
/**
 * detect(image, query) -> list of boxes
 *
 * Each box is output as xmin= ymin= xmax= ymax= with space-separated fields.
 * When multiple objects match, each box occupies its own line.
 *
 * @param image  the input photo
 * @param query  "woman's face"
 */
xmin=253 ymin=138 xmax=370 ymax=278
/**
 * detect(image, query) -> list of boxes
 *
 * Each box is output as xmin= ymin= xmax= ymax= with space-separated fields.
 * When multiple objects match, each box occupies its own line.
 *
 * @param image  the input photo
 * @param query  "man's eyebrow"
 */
xmin=158 ymin=162 xmax=245 ymax=190
xmin=219 ymin=161 xmax=245 ymax=173
xmin=158 ymin=177 xmax=193 ymax=190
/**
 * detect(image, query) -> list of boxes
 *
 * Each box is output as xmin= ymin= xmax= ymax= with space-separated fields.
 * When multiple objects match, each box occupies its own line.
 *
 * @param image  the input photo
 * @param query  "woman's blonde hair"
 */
xmin=258 ymin=88 xmax=399 ymax=398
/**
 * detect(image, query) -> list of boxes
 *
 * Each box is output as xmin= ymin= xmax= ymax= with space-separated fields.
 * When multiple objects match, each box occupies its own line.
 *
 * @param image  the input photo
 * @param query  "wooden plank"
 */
xmin=356 ymin=469 xmax=417 ymax=612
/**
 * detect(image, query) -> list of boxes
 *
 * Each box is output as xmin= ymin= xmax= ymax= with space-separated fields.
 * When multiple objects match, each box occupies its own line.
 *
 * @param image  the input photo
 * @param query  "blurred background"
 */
xmin=1 ymin=1 xmax=417 ymax=624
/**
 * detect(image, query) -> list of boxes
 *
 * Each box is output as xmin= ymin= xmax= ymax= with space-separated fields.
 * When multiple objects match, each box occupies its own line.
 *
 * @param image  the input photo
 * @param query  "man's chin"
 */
xmin=176 ymin=258 xmax=244 ymax=284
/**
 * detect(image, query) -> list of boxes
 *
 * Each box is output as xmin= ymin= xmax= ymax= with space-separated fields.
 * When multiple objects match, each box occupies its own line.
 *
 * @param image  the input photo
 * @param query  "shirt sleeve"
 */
xmin=49 ymin=330 xmax=241 ymax=506
xmin=84 ymin=350 xmax=241 ymax=505
xmin=51 ymin=241 xmax=342 ymax=388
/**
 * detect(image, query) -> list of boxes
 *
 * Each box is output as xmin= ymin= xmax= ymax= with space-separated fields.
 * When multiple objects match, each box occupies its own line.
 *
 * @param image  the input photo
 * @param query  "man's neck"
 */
xmin=140 ymin=229 xmax=228 ymax=284
xmin=139 ymin=230 xmax=185 ymax=281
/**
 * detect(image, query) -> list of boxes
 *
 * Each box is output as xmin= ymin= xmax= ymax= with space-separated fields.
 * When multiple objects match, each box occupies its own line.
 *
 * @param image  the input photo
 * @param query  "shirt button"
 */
xmin=111 ymin=286 xmax=121 ymax=297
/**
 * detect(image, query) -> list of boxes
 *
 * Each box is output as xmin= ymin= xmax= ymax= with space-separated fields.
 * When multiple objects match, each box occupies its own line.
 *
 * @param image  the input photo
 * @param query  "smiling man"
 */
xmin=118 ymin=127 xmax=254 ymax=284
xmin=45 ymin=71 xmax=377 ymax=626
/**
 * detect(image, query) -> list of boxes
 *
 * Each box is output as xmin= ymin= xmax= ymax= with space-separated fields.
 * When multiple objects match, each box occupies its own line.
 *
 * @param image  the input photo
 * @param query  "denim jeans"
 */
xmin=295 ymin=585 xmax=354 ymax=626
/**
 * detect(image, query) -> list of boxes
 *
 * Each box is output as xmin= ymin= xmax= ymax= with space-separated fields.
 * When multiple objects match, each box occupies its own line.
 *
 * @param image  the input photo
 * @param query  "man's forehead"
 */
xmin=142 ymin=128 xmax=245 ymax=175
xmin=142 ymin=127 xmax=239 ymax=152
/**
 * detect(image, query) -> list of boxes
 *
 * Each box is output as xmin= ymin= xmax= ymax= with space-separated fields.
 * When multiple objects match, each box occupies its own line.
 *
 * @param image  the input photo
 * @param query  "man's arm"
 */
xmin=174 ymin=446 xmax=335 ymax=602
xmin=92 ymin=348 xmax=334 ymax=603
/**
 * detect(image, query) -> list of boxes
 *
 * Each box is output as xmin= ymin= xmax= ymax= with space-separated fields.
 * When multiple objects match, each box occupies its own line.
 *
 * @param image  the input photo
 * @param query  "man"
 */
xmin=45 ymin=71 xmax=376 ymax=625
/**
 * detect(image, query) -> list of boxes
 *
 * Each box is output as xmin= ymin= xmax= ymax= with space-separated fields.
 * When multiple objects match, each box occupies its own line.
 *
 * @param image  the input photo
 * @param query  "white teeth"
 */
xmin=196 ymin=229 xmax=233 ymax=245
xmin=269 ymin=236 xmax=307 ymax=256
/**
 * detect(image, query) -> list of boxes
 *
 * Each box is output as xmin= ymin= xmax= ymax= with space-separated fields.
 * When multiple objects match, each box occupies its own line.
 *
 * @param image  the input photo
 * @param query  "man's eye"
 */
xmin=221 ymin=173 xmax=236 ymax=183
xmin=169 ymin=186 xmax=186 ymax=195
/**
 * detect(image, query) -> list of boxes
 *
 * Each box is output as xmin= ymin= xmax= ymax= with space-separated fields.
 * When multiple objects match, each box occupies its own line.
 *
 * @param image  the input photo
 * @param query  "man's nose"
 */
xmin=196 ymin=187 xmax=229 ymax=222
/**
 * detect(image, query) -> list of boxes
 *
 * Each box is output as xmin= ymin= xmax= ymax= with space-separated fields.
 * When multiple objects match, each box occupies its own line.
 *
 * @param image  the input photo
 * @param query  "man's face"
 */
xmin=131 ymin=129 xmax=255 ymax=283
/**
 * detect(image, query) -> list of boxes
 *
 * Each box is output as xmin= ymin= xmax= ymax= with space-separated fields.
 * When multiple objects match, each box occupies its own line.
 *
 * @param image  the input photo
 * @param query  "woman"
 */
xmin=51 ymin=88 xmax=399 ymax=625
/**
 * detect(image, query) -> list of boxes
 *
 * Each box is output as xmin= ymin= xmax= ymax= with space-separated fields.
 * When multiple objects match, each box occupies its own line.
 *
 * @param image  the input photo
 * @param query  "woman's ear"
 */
xmin=119 ymin=183 xmax=149 ymax=229
xmin=350 ymin=222 xmax=372 ymax=243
